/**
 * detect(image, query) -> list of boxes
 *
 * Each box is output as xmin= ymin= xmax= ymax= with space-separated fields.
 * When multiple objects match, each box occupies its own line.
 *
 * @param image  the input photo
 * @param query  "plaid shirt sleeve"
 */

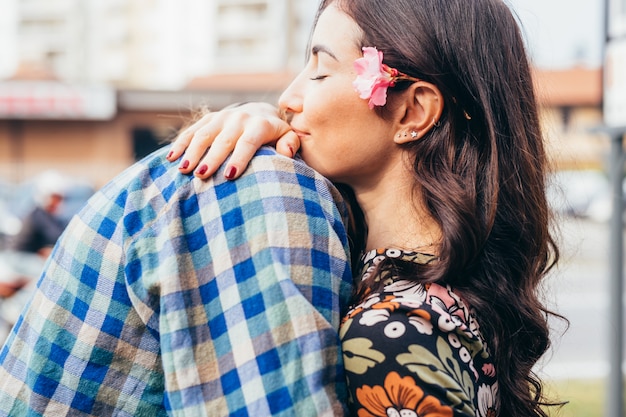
xmin=0 ymin=146 xmax=353 ymax=417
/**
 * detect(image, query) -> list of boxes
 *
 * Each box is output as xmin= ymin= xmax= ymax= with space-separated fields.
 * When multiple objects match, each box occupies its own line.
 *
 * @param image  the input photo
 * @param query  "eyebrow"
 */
xmin=311 ymin=44 xmax=338 ymax=61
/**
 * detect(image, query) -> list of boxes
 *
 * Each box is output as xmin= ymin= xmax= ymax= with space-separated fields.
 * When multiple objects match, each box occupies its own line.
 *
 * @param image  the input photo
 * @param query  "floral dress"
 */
xmin=340 ymin=249 xmax=499 ymax=417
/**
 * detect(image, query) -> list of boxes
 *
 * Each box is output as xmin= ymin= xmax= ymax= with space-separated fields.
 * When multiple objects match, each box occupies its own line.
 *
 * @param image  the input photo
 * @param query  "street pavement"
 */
xmin=539 ymin=216 xmax=619 ymax=380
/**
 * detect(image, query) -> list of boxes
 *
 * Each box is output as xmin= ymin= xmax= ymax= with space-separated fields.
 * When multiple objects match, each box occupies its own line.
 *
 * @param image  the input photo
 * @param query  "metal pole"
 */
xmin=603 ymin=0 xmax=624 ymax=410
xmin=607 ymin=130 xmax=624 ymax=417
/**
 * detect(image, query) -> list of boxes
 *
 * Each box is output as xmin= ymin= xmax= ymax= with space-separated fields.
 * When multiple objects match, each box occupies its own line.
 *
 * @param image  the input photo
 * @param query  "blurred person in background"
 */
xmin=9 ymin=171 xmax=68 ymax=258
xmin=0 ymin=171 xmax=70 ymax=344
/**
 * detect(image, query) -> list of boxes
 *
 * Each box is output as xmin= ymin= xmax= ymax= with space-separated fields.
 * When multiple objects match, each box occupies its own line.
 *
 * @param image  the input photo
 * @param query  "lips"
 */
xmin=290 ymin=126 xmax=310 ymax=139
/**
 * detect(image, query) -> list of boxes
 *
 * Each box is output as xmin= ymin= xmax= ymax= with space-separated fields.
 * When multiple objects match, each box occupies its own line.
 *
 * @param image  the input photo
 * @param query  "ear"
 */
xmin=394 ymin=81 xmax=444 ymax=144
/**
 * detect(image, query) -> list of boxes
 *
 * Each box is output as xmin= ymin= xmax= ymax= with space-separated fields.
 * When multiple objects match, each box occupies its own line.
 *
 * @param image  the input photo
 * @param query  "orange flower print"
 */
xmin=356 ymin=372 xmax=454 ymax=417
xmin=344 ymin=294 xmax=384 ymax=321
xmin=372 ymin=295 xmax=402 ymax=312
xmin=343 ymin=305 xmax=365 ymax=323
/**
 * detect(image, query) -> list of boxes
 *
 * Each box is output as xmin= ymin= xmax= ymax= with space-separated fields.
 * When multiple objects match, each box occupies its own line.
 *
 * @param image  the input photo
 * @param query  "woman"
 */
xmin=168 ymin=0 xmax=562 ymax=415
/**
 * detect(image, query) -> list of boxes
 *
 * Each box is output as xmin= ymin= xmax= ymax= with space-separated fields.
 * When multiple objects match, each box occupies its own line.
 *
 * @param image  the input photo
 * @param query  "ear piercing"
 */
xmin=398 ymin=130 xmax=418 ymax=138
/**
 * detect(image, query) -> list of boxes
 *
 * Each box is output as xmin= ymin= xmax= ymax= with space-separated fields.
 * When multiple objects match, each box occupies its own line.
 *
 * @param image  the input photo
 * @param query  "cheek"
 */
xmin=310 ymin=88 xmax=369 ymax=137
xmin=310 ymin=87 xmax=352 ymax=117
xmin=299 ymin=81 xmax=391 ymax=179
xmin=306 ymin=92 xmax=355 ymax=142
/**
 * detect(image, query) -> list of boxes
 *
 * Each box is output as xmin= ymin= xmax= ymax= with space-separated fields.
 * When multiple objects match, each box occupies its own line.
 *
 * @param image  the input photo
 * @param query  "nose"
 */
xmin=278 ymin=73 xmax=304 ymax=115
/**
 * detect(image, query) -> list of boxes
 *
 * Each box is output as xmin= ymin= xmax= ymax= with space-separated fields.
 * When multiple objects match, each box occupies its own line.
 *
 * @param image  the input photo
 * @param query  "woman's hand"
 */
xmin=167 ymin=102 xmax=299 ymax=180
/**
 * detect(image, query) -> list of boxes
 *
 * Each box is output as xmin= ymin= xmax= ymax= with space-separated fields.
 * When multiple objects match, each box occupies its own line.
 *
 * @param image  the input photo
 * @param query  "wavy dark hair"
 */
xmin=316 ymin=0 xmax=564 ymax=416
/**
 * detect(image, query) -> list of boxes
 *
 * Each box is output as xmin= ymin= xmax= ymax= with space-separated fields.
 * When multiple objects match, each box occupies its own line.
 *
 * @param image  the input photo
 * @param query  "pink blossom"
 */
xmin=352 ymin=47 xmax=396 ymax=109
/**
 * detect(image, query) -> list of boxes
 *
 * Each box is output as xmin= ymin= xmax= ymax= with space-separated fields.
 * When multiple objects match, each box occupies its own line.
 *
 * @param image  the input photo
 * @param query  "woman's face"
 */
xmin=278 ymin=4 xmax=401 ymax=187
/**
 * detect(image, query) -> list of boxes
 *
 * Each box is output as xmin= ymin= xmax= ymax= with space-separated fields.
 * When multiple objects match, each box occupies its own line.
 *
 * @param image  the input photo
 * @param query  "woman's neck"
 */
xmin=352 ymin=175 xmax=442 ymax=254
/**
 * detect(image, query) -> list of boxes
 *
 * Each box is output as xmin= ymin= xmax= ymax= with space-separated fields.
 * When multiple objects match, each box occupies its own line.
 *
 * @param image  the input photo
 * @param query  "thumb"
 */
xmin=275 ymin=131 xmax=300 ymax=158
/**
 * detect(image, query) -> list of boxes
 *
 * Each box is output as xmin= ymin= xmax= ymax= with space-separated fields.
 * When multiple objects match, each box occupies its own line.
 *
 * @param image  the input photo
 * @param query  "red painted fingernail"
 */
xmin=196 ymin=164 xmax=208 ymax=175
xmin=167 ymin=151 xmax=174 ymax=159
xmin=180 ymin=160 xmax=190 ymax=170
xmin=287 ymin=145 xmax=295 ymax=157
xmin=225 ymin=166 xmax=237 ymax=180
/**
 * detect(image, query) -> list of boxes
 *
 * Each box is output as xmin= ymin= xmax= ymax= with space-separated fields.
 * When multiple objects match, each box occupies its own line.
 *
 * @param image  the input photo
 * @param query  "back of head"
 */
xmin=319 ymin=0 xmax=560 ymax=415
xmin=33 ymin=170 xmax=67 ymax=209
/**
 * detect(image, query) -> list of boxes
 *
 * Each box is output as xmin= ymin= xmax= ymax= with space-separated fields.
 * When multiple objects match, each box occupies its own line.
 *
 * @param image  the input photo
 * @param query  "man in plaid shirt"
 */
xmin=0 ymin=146 xmax=352 ymax=416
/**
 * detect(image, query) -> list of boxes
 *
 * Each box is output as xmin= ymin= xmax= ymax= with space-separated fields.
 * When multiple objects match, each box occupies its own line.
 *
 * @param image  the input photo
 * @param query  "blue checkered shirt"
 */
xmin=0 ymin=146 xmax=353 ymax=416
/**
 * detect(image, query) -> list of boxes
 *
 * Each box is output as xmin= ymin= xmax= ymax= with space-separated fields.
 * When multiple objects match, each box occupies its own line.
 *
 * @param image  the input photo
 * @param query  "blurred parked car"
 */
xmin=0 ymin=180 xmax=20 ymax=250
xmin=546 ymin=169 xmax=626 ymax=223
xmin=547 ymin=170 xmax=611 ymax=219
xmin=584 ymin=179 xmax=626 ymax=223
xmin=2 ymin=173 xmax=94 ymax=224
xmin=0 ymin=201 xmax=21 ymax=250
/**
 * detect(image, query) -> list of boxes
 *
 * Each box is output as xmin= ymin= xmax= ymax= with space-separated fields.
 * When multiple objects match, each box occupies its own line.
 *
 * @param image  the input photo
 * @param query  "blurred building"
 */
xmin=0 ymin=0 xmax=316 ymax=89
xmin=0 ymin=0 xmax=317 ymax=188
xmin=533 ymin=66 xmax=607 ymax=170
xmin=0 ymin=0 xmax=610 ymax=191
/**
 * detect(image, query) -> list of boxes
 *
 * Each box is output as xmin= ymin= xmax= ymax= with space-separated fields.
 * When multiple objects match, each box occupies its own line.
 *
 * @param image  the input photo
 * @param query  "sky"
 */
xmin=507 ymin=0 xmax=605 ymax=69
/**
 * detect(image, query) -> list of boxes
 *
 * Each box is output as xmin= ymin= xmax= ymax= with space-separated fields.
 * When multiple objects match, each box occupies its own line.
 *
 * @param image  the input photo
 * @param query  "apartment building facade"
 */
xmin=0 ymin=1 xmax=609 ymax=192
xmin=0 ymin=0 xmax=317 ymax=187
xmin=0 ymin=0 xmax=316 ymax=89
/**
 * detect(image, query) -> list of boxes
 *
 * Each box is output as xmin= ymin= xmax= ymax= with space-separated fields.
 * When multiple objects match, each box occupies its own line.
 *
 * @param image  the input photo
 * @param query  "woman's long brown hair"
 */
xmin=318 ymin=0 xmax=566 ymax=415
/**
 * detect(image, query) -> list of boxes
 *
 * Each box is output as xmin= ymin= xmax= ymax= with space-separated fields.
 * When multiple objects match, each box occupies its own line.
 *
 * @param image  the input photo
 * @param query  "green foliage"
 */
xmin=544 ymin=379 xmax=606 ymax=417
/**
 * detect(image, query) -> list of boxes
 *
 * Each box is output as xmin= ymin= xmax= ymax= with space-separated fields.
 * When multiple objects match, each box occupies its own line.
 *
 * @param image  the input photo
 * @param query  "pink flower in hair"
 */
xmin=353 ymin=47 xmax=396 ymax=109
xmin=353 ymin=47 xmax=421 ymax=109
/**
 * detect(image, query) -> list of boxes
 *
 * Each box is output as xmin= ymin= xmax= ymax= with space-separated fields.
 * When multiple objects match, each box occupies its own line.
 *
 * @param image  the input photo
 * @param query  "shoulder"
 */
xmin=73 ymin=145 xmax=348 ymax=243
xmin=214 ymin=146 xmax=344 ymax=206
xmin=195 ymin=146 xmax=349 ymax=229
xmin=90 ymin=144 xmax=343 ymax=205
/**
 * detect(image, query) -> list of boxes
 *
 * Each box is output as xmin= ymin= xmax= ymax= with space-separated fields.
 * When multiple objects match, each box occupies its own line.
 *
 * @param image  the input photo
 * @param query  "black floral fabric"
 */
xmin=340 ymin=248 xmax=499 ymax=417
